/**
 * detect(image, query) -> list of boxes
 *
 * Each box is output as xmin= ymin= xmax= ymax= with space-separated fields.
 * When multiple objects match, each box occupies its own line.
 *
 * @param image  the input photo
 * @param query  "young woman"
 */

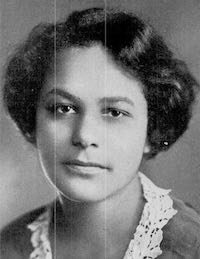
xmin=1 ymin=8 xmax=200 ymax=259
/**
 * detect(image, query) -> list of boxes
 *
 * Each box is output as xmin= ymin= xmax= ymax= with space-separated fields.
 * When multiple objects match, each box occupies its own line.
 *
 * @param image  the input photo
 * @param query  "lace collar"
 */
xmin=27 ymin=172 xmax=177 ymax=259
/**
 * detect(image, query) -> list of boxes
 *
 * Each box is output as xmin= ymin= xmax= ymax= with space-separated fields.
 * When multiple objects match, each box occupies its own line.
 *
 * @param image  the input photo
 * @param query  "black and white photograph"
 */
xmin=0 ymin=1 xmax=200 ymax=258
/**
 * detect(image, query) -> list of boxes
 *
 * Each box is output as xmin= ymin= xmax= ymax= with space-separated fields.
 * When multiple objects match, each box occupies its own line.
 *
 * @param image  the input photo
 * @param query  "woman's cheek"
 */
xmin=40 ymin=119 xmax=71 ymax=142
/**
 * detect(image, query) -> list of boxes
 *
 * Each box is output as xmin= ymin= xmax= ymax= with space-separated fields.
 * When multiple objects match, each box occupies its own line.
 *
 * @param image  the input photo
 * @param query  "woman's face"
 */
xmin=36 ymin=45 xmax=149 ymax=202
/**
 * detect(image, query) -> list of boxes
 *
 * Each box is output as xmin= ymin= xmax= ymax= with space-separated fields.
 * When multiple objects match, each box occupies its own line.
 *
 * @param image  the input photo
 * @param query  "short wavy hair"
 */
xmin=3 ymin=8 xmax=199 ymax=158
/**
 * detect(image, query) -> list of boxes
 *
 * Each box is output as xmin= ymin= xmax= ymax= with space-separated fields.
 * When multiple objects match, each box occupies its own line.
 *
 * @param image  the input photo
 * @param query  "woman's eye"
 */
xmin=47 ymin=104 xmax=77 ymax=115
xmin=103 ymin=108 xmax=126 ymax=118
xmin=57 ymin=105 xmax=76 ymax=114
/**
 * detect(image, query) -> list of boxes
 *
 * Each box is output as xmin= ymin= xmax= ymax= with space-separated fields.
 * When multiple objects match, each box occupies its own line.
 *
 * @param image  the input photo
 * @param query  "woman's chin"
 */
xmin=51 ymin=178 xmax=110 ymax=203
xmin=58 ymin=188 xmax=109 ymax=203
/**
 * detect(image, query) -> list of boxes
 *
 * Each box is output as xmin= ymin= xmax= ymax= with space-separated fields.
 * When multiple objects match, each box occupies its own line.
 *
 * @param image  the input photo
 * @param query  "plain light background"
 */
xmin=0 ymin=0 xmax=200 ymax=229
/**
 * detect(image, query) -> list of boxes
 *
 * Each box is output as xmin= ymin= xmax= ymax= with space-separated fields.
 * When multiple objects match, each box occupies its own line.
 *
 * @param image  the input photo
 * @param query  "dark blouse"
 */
xmin=1 ymin=198 xmax=200 ymax=258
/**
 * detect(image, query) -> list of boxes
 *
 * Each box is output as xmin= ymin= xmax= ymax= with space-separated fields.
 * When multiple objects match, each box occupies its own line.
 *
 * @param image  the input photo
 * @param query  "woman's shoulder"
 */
xmin=161 ymin=197 xmax=200 ymax=258
xmin=0 ymin=205 xmax=46 ymax=259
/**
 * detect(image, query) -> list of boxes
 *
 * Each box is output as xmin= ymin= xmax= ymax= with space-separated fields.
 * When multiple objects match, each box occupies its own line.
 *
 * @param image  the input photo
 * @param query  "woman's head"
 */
xmin=3 ymin=8 xmax=198 ymax=159
xmin=36 ymin=45 xmax=149 ymax=201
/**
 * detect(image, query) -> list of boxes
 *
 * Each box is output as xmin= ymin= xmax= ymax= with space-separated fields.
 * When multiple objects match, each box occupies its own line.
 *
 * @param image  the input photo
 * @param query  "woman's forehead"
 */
xmin=56 ymin=45 xmax=109 ymax=74
xmin=43 ymin=45 xmax=145 ymax=104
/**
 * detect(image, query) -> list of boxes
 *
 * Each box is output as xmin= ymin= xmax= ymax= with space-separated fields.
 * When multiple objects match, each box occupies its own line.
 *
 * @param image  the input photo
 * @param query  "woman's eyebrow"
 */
xmin=45 ymin=90 xmax=134 ymax=107
xmin=46 ymin=88 xmax=81 ymax=103
xmin=99 ymin=97 xmax=135 ymax=107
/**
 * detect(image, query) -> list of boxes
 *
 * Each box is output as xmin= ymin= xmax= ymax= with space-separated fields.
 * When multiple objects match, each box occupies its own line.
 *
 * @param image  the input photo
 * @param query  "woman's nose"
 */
xmin=71 ymin=115 xmax=99 ymax=149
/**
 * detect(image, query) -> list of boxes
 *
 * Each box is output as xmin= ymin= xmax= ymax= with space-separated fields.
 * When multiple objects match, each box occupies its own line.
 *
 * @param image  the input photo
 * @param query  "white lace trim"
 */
xmin=27 ymin=209 xmax=52 ymax=259
xmin=27 ymin=172 xmax=177 ymax=259
xmin=123 ymin=172 xmax=177 ymax=259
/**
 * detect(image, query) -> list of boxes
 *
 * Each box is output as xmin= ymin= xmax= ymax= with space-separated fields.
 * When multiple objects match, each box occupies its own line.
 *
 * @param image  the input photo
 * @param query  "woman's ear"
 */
xmin=25 ymin=131 xmax=37 ymax=145
xmin=143 ymin=141 xmax=150 ymax=154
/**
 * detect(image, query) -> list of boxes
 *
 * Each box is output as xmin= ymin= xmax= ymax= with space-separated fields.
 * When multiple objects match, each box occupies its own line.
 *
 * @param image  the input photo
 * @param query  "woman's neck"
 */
xmin=51 ymin=173 xmax=145 ymax=257
xmin=55 ymin=173 xmax=144 ymax=239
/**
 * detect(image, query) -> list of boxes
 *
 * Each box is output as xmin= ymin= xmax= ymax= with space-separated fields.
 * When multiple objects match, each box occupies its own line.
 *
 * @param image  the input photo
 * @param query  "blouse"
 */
xmin=27 ymin=172 xmax=177 ymax=259
xmin=1 ymin=172 xmax=200 ymax=258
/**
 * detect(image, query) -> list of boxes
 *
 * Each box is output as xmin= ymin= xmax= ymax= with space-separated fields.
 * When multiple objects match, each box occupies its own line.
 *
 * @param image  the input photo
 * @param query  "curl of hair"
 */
xmin=3 ymin=8 xmax=199 ymax=157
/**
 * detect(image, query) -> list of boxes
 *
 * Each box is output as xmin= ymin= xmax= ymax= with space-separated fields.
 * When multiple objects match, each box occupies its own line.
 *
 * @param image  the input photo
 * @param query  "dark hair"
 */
xmin=3 ymin=8 xmax=199 ymax=158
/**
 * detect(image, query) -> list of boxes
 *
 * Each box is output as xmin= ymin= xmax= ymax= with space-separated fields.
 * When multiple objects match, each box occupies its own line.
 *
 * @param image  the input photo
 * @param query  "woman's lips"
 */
xmin=62 ymin=160 xmax=110 ymax=177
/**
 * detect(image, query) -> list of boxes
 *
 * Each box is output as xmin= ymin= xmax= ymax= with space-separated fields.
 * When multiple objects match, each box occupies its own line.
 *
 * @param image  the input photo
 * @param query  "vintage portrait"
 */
xmin=0 ymin=1 xmax=200 ymax=258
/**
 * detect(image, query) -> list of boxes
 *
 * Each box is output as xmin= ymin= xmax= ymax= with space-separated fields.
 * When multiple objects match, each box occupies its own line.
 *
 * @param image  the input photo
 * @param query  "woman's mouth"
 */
xmin=62 ymin=160 xmax=110 ymax=177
